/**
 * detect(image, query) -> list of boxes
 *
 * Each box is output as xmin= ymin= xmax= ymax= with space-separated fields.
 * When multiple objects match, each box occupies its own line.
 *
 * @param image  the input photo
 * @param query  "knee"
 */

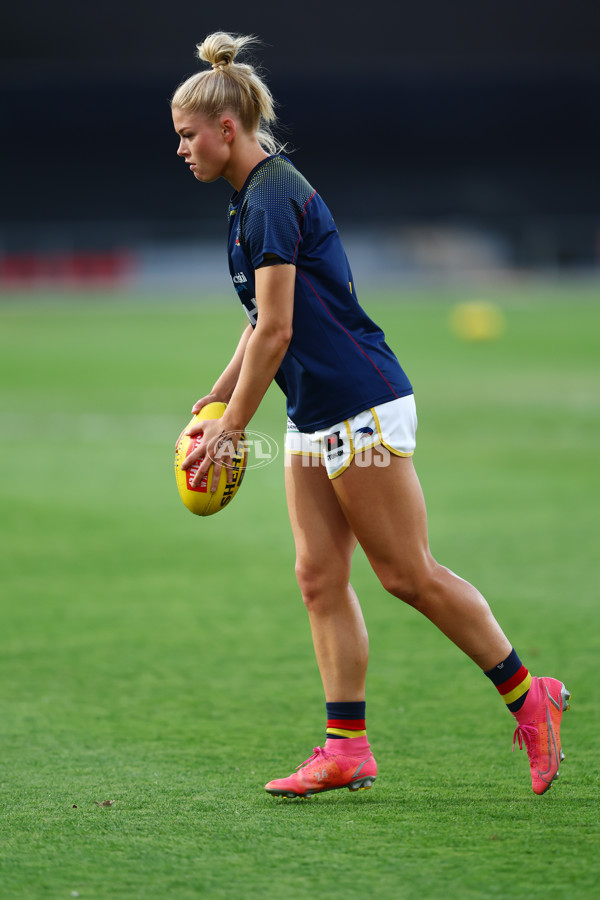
xmin=295 ymin=557 xmax=351 ymax=612
xmin=378 ymin=558 xmax=441 ymax=609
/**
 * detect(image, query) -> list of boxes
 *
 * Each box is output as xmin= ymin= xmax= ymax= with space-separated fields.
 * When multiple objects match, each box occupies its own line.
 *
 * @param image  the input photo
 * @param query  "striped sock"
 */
xmin=485 ymin=648 xmax=532 ymax=713
xmin=326 ymin=701 xmax=367 ymax=740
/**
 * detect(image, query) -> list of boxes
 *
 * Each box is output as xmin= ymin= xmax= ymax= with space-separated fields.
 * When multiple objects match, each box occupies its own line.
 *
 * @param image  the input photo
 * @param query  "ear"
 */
xmin=221 ymin=117 xmax=237 ymax=143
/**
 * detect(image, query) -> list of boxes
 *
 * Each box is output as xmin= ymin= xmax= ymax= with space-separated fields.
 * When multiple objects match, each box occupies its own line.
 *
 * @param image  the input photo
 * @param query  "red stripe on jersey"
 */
xmin=292 ymin=190 xmax=317 ymax=264
xmin=297 ymin=270 xmax=400 ymax=400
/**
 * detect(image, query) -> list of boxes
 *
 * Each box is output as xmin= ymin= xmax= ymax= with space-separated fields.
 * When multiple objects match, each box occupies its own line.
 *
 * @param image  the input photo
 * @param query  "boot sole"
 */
xmin=266 ymin=776 xmax=376 ymax=799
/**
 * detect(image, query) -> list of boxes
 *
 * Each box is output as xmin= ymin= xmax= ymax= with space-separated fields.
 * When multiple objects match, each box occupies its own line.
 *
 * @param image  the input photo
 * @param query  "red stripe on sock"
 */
xmin=498 ymin=665 xmax=529 ymax=696
xmin=326 ymin=719 xmax=366 ymax=729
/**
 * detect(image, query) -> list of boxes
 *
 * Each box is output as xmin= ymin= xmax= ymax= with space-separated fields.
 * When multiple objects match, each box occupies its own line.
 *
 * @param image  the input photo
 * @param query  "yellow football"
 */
xmin=174 ymin=402 xmax=247 ymax=516
xmin=449 ymin=300 xmax=506 ymax=342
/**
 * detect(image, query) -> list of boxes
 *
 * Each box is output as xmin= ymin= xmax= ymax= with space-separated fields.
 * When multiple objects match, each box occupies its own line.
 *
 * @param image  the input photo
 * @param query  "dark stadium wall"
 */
xmin=1 ymin=0 xmax=599 ymax=263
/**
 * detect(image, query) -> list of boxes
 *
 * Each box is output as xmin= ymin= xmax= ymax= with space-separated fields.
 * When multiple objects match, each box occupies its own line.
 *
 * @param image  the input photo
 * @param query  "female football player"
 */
xmin=172 ymin=32 xmax=569 ymax=798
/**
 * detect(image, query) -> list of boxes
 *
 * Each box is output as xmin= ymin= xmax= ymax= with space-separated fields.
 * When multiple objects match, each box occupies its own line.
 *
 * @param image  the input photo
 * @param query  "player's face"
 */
xmin=173 ymin=108 xmax=230 ymax=183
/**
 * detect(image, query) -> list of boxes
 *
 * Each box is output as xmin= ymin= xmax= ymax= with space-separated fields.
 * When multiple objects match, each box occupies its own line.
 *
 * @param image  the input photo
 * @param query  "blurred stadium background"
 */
xmin=2 ymin=9 xmax=599 ymax=895
xmin=2 ymin=0 xmax=599 ymax=292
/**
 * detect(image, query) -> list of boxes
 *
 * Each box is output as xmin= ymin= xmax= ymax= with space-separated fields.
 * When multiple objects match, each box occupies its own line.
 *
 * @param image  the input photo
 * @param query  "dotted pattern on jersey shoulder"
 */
xmin=240 ymin=156 xmax=316 ymax=263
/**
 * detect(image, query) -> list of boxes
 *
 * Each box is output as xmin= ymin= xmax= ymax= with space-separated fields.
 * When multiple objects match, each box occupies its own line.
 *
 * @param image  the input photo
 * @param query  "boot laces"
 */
xmin=513 ymin=723 xmax=539 ymax=762
xmin=297 ymin=746 xmax=329 ymax=770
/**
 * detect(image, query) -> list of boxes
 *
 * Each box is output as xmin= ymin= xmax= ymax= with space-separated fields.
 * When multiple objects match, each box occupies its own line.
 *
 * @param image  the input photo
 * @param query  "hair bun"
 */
xmin=197 ymin=32 xmax=255 ymax=71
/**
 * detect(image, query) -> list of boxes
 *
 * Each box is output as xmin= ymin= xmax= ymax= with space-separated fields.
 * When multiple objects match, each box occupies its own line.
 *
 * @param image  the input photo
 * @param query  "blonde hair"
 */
xmin=171 ymin=32 xmax=280 ymax=154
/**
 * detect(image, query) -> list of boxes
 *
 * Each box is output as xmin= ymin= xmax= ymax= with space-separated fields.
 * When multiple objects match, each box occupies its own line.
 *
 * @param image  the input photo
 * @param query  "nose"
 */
xmin=177 ymin=140 xmax=187 ymax=158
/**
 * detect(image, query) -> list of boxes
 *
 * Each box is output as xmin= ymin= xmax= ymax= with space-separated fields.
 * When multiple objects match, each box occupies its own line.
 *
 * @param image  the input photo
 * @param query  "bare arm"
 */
xmin=223 ymin=263 xmax=295 ymax=430
xmin=183 ymin=263 xmax=296 ymax=486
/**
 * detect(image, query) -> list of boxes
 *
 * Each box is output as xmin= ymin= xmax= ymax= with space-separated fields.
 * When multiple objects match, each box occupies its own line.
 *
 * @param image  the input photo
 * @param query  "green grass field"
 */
xmin=1 ymin=283 xmax=599 ymax=899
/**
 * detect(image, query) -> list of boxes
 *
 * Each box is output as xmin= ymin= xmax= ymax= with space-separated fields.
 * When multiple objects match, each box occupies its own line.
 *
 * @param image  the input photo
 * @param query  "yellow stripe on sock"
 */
xmin=503 ymin=672 xmax=532 ymax=706
xmin=326 ymin=727 xmax=367 ymax=739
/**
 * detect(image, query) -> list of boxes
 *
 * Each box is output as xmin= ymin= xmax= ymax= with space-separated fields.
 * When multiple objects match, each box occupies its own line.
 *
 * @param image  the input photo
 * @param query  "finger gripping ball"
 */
xmin=174 ymin=402 xmax=246 ymax=516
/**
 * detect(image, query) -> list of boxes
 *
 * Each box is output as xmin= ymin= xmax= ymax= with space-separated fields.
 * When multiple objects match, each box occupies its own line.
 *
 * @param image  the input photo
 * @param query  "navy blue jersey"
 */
xmin=227 ymin=155 xmax=412 ymax=432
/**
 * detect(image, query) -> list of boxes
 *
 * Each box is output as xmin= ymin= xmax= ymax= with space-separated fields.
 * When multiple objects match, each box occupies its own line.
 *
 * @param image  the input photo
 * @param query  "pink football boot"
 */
xmin=513 ymin=676 xmax=571 ymax=794
xmin=265 ymin=738 xmax=377 ymax=799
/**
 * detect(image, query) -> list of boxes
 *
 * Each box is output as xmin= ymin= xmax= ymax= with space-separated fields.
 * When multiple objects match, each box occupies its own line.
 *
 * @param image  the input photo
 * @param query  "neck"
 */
xmin=223 ymin=140 xmax=270 ymax=192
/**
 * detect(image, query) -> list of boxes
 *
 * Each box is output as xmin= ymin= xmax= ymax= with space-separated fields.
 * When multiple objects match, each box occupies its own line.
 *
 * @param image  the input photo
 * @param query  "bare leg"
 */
xmin=332 ymin=454 xmax=512 ymax=671
xmin=285 ymin=455 xmax=368 ymax=700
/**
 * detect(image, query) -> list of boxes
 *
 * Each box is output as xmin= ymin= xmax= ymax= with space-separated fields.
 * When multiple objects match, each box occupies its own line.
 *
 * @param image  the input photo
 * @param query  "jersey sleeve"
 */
xmin=239 ymin=159 xmax=315 ymax=269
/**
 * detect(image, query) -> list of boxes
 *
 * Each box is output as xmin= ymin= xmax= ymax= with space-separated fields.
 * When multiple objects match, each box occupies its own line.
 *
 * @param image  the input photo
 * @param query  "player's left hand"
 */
xmin=180 ymin=417 xmax=243 ymax=492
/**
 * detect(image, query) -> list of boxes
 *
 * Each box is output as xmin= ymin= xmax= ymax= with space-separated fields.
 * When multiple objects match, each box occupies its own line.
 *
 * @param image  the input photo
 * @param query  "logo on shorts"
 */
xmin=325 ymin=431 xmax=344 ymax=460
xmin=356 ymin=426 xmax=374 ymax=438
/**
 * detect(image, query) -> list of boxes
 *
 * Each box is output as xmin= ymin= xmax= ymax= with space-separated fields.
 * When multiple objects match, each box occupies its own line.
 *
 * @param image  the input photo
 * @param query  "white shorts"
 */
xmin=285 ymin=395 xmax=417 ymax=480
